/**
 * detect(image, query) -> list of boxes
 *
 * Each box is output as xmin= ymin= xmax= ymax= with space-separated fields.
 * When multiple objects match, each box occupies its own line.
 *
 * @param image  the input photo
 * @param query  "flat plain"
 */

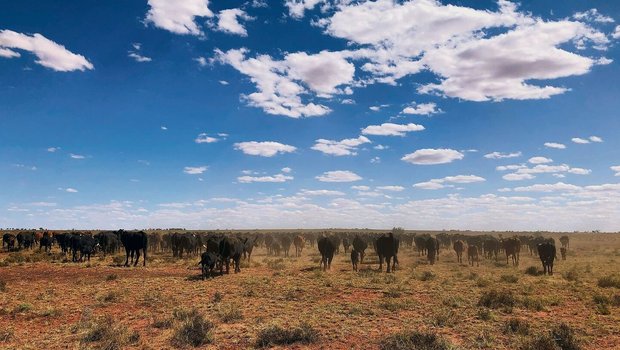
xmin=1 ymin=231 xmax=620 ymax=350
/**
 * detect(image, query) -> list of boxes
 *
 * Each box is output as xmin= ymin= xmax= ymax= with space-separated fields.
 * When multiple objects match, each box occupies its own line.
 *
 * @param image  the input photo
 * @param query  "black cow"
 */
xmin=17 ymin=232 xmax=35 ymax=250
xmin=55 ymin=233 xmax=72 ymax=254
xmin=243 ymin=236 xmax=258 ymax=262
xmin=537 ymin=242 xmax=556 ymax=275
xmin=376 ymin=233 xmax=398 ymax=273
xmin=3 ymin=233 xmax=16 ymax=251
xmin=503 ymin=238 xmax=521 ymax=266
xmin=453 ymin=240 xmax=464 ymax=263
xmin=281 ymin=236 xmax=292 ymax=257
xmin=199 ymin=252 xmax=220 ymax=279
xmin=119 ymin=230 xmax=148 ymax=267
xmin=351 ymin=249 xmax=359 ymax=271
xmin=219 ymin=237 xmax=244 ymax=274
xmin=39 ymin=232 xmax=53 ymax=253
xmin=95 ymin=232 xmax=121 ymax=256
xmin=426 ymin=237 xmax=439 ymax=265
xmin=77 ymin=235 xmax=99 ymax=262
xmin=342 ymin=238 xmax=351 ymax=254
xmin=317 ymin=236 xmax=336 ymax=271
xmin=352 ymin=235 xmax=368 ymax=263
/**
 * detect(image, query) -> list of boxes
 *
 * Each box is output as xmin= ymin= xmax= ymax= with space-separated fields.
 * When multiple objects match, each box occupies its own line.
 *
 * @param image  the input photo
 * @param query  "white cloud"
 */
xmin=374 ymin=144 xmax=388 ymax=150
xmin=567 ymin=168 xmax=592 ymax=175
xmin=613 ymin=26 xmax=620 ymax=39
xmin=128 ymin=52 xmax=152 ymax=63
xmin=573 ymin=9 xmax=614 ymax=24
xmin=217 ymin=8 xmax=253 ymax=36
xmin=514 ymin=182 xmax=581 ymax=193
xmin=285 ymin=0 xmax=324 ymax=18
xmin=544 ymin=142 xmax=566 ymax=149
xmin=484 ymin=151 xmax=522 ymax=159
xmin=65 ymin=188 xmax=78 ymax=193
xmin=589 ymin=135 xmax=603 ymax=143
xmin=195 ymin=133 xmax=225 ymax=143
xmin=219 ymin=80 xmax=228 ymax=85
xmin=312 ymin=135 xmax=370 ymax=156
xmin=572 ymin=137 xmax=590 ymax=144
xmin=47 ymin=147 xmax=60 ymax=152
xmin=145 ymin=0 xmax=213 ymax=35
xmin=414 ymin=174 xmax=485 ymax=189
xmin=496 ymin=164 xmax=527 ymax=171
xmin=401 ymin=102 xmax=440 ymax=115
xmin=341 ymin=98 xmax=355 ymax=104
xmin=161 ymin=126 xmax=168 ymax=130
xmin=194 ymin=57 xmax=208 ymax=67
xmin=0 ymin=30 xmax=93 ymax=71
xmin=234 ymin=141 xmax=296 ymax=157
xmin=376 ymin=185 xmax=405 ymax=192
xmin=316 ymin=170 xmax=362 ymax=182
xmin=70 ymin=153 xmax=85 ymax=159
xmin=238 ymin=173 xmax=293 ymax=183
xmin=351 ymin=185 xmax=370 ymax=191
xmin=529 ymin=156 xmax=552 ymax=164
xmin=503 ymin=173 xmax=535 ymax=181
xmin=216 ymin=48 xmax=354 ymax=118
xmin=402 ymin=148 xmax=464 ymax=165
xmin=323 ymin=0 xmax=609 ymax=101
xmin=281 ymin=167 xmax=292 ymax=173
xmin=299 ymin=189 xmax=344 ymax=196
xmin=183 ymin=166 xmax=208 ymax=175
xmin=611 ymin=166 xmax=620 ymax=176
xmin=370 ymin=156 xmax=381 ymax=164
xmin=361 ymin=122 xmax=424 ymax=136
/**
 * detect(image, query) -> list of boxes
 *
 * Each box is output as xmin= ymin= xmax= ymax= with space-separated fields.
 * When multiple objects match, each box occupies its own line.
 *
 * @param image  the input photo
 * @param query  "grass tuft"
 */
xmin=500 ymin=274 xmax=519 ymax=283
xmin=255 ymin=322 xmax=319 ymax=348
xmin=504 ymin=318 xmax=530 ymax=335
xmin=598 ymin=274 xmax=620 ymax=288
xmin=379 ymin=330 xmax=453 ymax=350
xmin=171 ymin=309 xmax=214 ymax=348
xmin=524 ymin=266 xmax=540 ymax=276
xmin=478 ymin=289 xmax=516 ymax=310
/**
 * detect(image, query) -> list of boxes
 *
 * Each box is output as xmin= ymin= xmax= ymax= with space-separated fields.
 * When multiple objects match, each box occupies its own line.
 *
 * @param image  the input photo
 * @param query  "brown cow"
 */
xmin=503 ymin=238 xmax=520 ymax=266
xmin=467 ymin=245 xmax=479 ymax=267
xmin=453 ymin=240 xmax=464 ymax=264
xmin=559 ymin=235 xmax=569 ymax=250
xmin=293 ymin=235 xmax=305 ymax=257
xmin=560 ymin=247 xmax=567 ymax=261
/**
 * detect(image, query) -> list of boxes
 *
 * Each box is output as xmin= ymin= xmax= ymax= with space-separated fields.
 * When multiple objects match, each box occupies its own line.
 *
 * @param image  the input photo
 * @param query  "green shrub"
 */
xmin=171 ymin=309 xmax=214 ymax=347
xmin=477 ymin=308 xmax=494 ymax=321
xmin=255 ymin=322 xmax=318 ymax=348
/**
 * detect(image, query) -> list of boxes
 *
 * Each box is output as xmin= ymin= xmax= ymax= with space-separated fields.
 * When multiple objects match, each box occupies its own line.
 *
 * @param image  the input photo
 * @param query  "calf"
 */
xmin=199 ymin=252 xmax=219 ymax=279
xmin=39 ymin=232 xmax=53 ymax=253
xmin=467 ymin=245 xmax=479 ymax=267
xmin=560 ymin=247 xmax=567 ymax=261
xmin=453 ymin=240 xmax=464 ymax=263
xmin=538 ymin=242 xmax=556 ymax=275
xmin=351 ymin=249 xmax=359 ymax=272
xmin=293 ymin=235 xmax=305 ymax=257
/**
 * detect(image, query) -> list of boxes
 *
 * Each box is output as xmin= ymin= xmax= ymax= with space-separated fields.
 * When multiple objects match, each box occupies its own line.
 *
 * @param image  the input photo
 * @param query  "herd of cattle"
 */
xmin=1 ymin=230 xmax=570 ymax=278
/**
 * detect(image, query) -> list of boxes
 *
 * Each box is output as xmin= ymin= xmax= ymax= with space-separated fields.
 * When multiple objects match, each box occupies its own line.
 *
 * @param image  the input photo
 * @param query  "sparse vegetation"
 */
xmin=255 ymin=322 xmax=319 ymax=348
xmin=80 ymin=315 xmax=140 ymax=349
xmin=105 ymin=273 xmax=118 ymax=281
xmin=0 ymin=279 xmax=6 ymax=292
xmin=524 ymin=266 xmax=539 ymax=276
xmin=598 ymin=274 xmax=620 ymax=288
xmin=478 ymin=289 xmax=516 ymax=310
xmin=504 ymin=318 xmax=530 ymax=335
xmin=171 ymin=308 xmax=214 ymax=347
xmin=419 ymin=270 xmax=436 ymax=281
xmin=500 ymin=274 xmax=519 ymax=283
xmin=379 ymin=330 xmax=452 ymax=350
xmin=216 ymin=304 xmax=244 ymax=323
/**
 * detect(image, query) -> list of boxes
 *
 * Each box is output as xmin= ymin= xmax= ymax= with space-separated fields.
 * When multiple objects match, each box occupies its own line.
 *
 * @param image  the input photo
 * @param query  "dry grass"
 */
xmin=0 ymin=231 xmax=619 ymax=349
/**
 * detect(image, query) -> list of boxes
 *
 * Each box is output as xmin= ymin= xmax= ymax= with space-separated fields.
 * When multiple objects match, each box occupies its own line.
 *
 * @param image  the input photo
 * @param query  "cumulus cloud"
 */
xmin=568 ymin=168 xmax=592 ymax=175
xmin=402 ymin=148 xmax=464 ymax=165
xmin=503 ymin=173 xmax=535 ymax=181
xmin=65 ymin=188 xmax=78 ymax=193
xmin=571 ymin=137 xmax=590 ymax=144
xmin=529 ymin=156 xmax=552 ymax=164
xmin=612 ymin=166 xmax=620 ymax=177
xmin=316 ymin=170 xmax=362 ymax=182
xmin=238 ymin=173 xmax=293 ymax=183
xmin=614 ymin=26 xmax=620 ymax=39
xmin=183 ymin=166 xmax=208 ymax=174
xmin=401 ymin=102 xmax=441 ymax=115
xmin=216 ymin=8 xmax=253 ymax=36
xmin=70 ymin=153 xmax=86 ymax=159
xmin=376 ymin=185 xmax=405 ymax=192
xmin=589 ymin=135 xmax=603 ymax=143
xmin=361 ymin=122 xmax=424 ymax=136
xmin=312 ymin=136 xmax=370 ymax=156
xmin=195 ymin=133 xmax=225 ymax=143
xmin=414 ymin=174 xmax=485 ymax=189
xmin=145 ymin=0 xmax=213 ymax=35
xmin=298 ymin=189 xmax=344 ymax=196
xmin=374 ymin=144 xmax=388 ymax=150
xmin=513 ymin=182 xmax=581 ymax=193
xmin=281 ymin=167 xmax=292 ymax=173
xmin=47 ymin=147 xmax=60 ymax=152
xmin=322 ymin=0 xmax=609 ymax=101
xmin=484 ymin=151 xmax=522 ymax=159
xmin=0 ymin=30 xmax=93 ymax=71
xmin=285 ymin=0 xmax=324 ymax=18
xmin=234 ymin=141 xmax=296 ymax=157
xmin=544 ymin=142 xmax=566 ymax=149
xmin=573 ymin=9 xmax=614 ymax=24
xmin=216 ymin=48 xmax=354 ymax=118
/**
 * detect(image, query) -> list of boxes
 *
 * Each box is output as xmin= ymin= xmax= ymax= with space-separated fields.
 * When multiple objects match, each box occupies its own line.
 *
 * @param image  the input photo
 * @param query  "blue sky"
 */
xmin=1 ymin=0 xmax=619 ymax=230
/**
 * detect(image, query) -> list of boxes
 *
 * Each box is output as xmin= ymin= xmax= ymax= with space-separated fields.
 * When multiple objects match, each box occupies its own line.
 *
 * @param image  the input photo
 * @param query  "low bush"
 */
xmin=500 ymin=274 xmax=519 ymax=283
xmin=171 ymin=309 xmax=214 ymax=348
xmin=478 ymin=289 xmax=516 ymax=310
xmin=524 ymin=266 xmax=539 ymax=276
xmin=80 ymin=315 xmax=140 ymax=349
xmin=255 ymin=322 xmax=318 ymax=348
xmin=379 ymin=330 xmax=453 ymax=350
xmin=0 ymin=279 xmax=6 ymax=293
xmin=598 ymin=275 xmax=620 ymax=288
xmin=419 ymin=271 xmax=436 ymax=281
xmin=504 ymin=318 xmax=530 ymax=335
